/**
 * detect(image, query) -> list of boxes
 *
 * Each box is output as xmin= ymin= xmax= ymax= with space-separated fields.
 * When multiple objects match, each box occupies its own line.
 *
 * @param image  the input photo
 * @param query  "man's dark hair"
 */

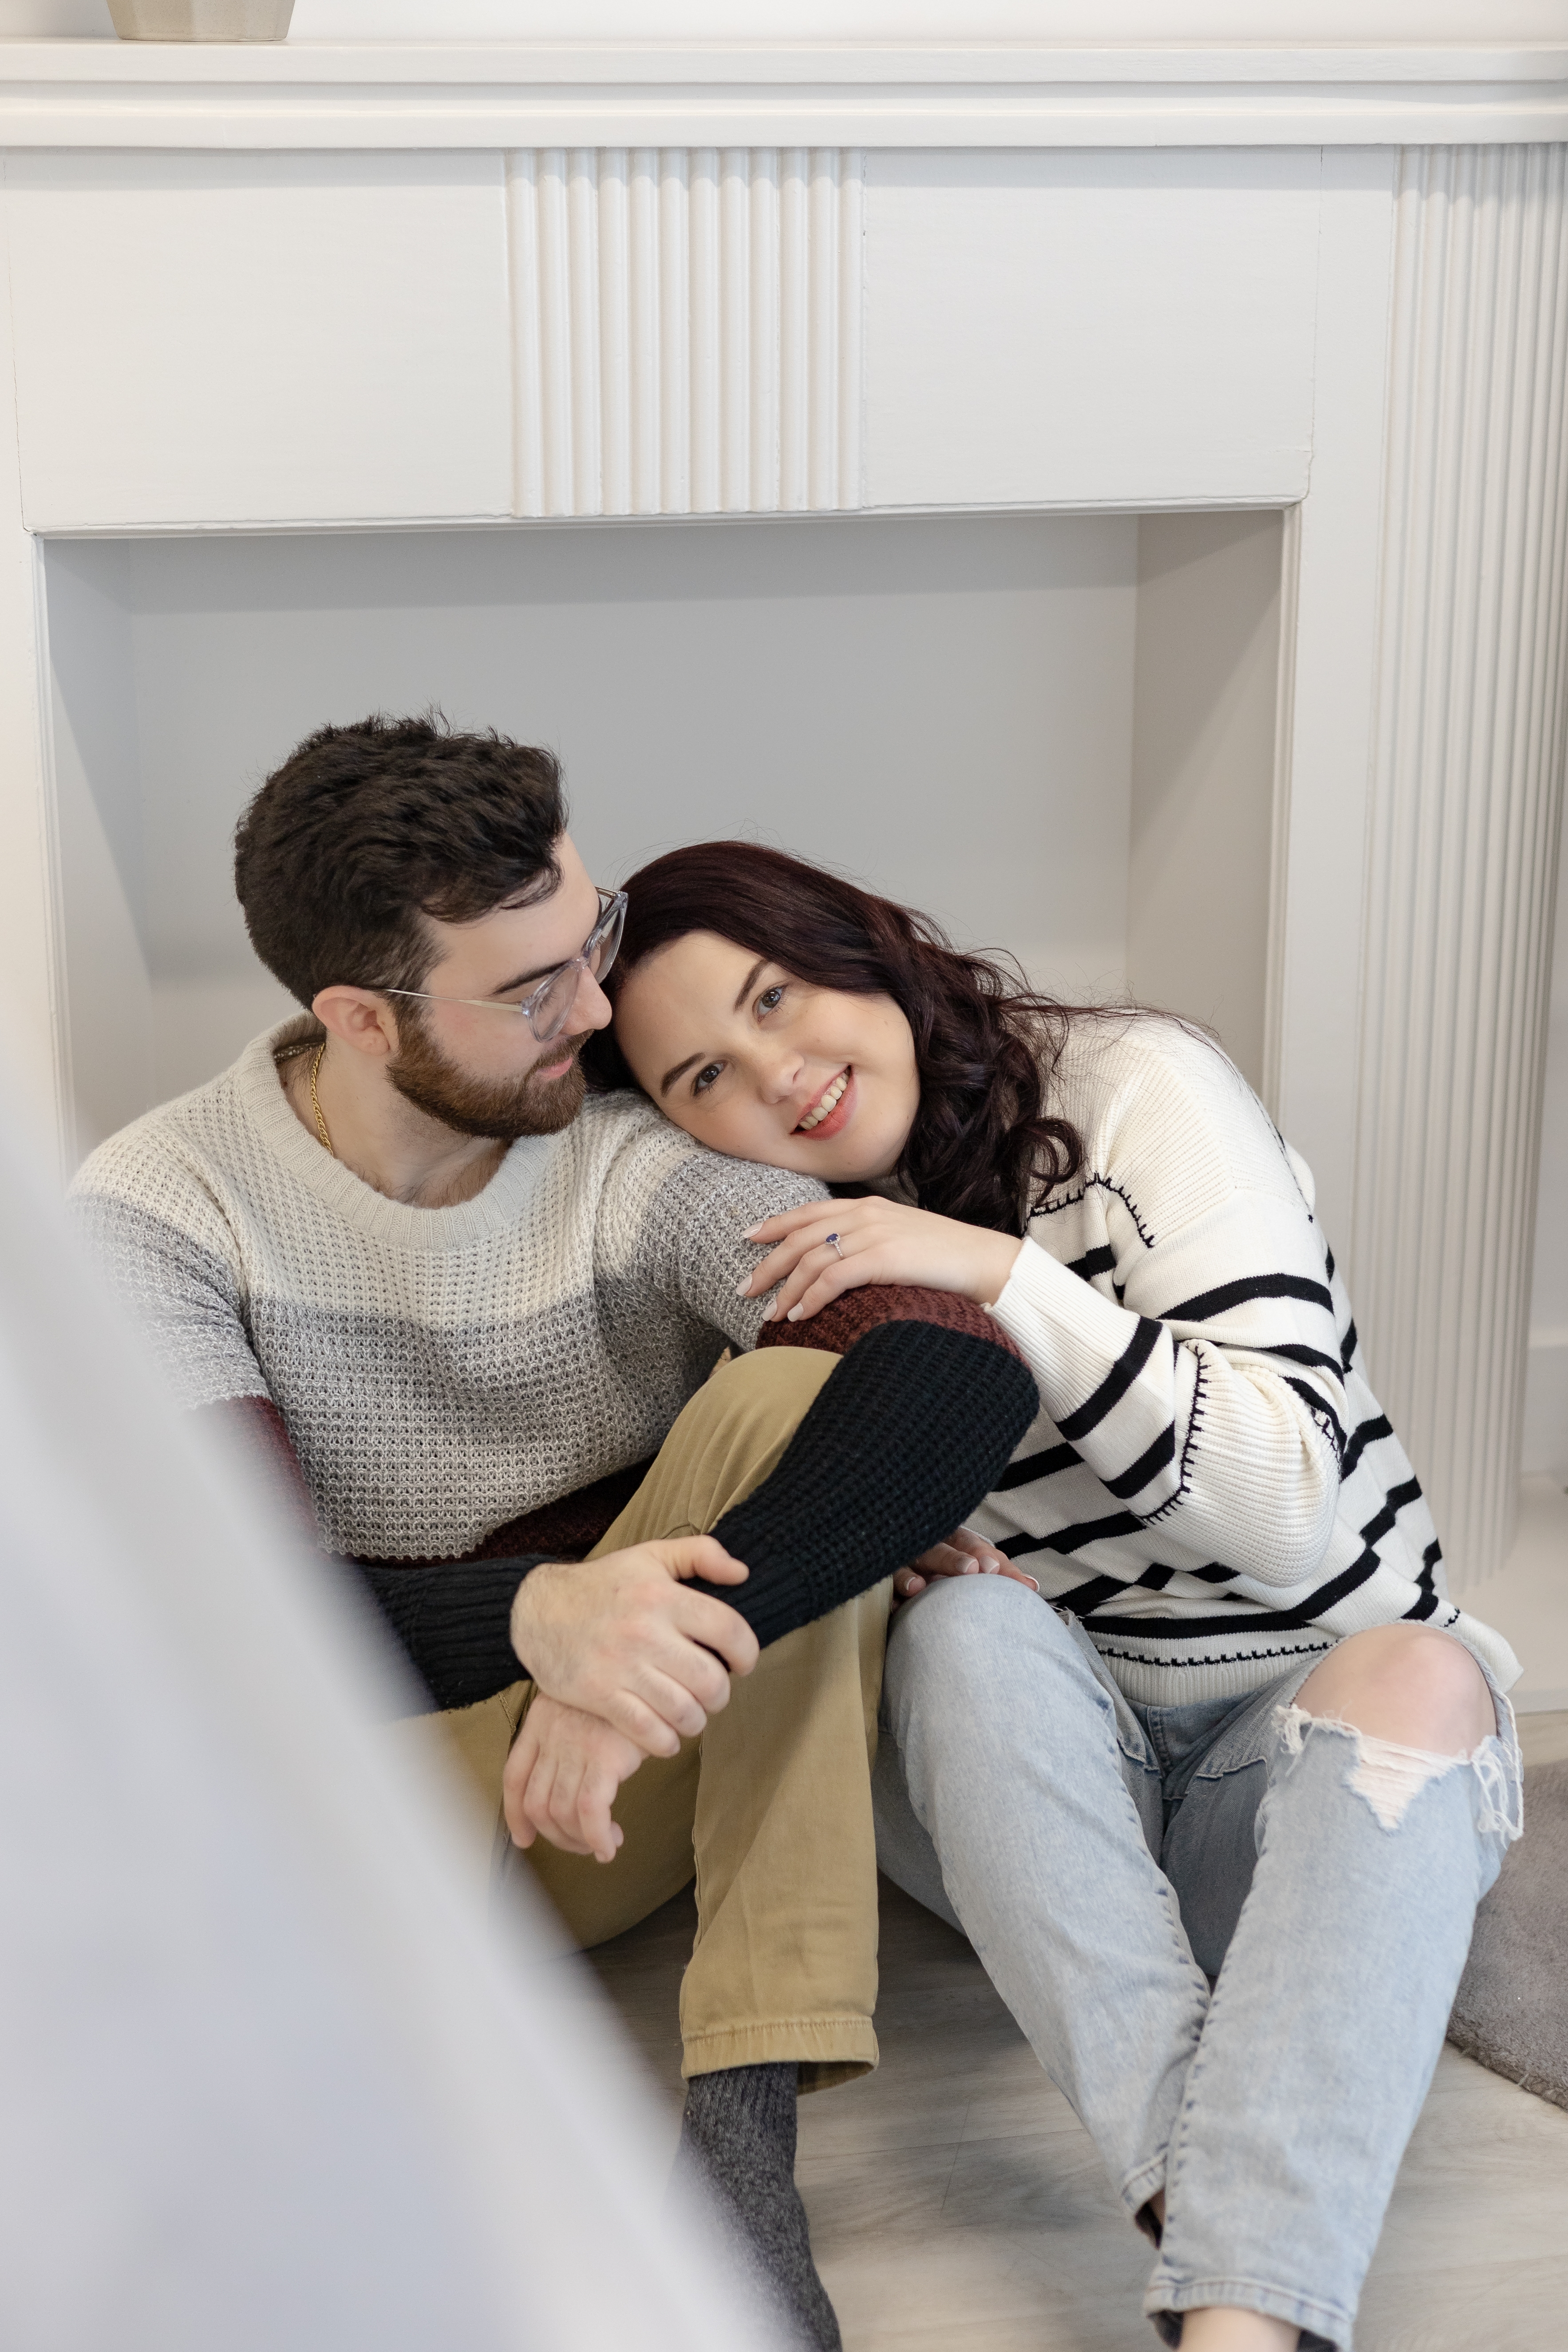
xmin=234 ymin=713 xmax=566 ymax=1008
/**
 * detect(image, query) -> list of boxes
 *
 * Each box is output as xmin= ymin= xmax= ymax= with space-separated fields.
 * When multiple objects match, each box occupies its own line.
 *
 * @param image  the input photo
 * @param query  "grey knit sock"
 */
xmin=673 ymin=2062 xmax=841 ymax=2351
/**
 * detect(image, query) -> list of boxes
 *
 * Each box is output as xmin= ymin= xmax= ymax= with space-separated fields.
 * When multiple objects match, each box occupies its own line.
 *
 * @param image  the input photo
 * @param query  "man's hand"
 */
xmin=504 ymin=1694 xmax=644 ymax=1863
xmin=509 ymin=1538 xmax=760 ymax=1757
xmin=892 ymin=1524 xmax=1041 ymax=1606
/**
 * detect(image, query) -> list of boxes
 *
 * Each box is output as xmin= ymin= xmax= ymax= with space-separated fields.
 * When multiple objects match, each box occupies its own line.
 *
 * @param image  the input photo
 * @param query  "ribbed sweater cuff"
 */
xmin=340 ymin=1553 xmax=549 ymax=1716
xmin=990 ymin=1234 xmax=1143 ymax=1408
xmin=700 ymin=1318 xmax=1039 ymax=1649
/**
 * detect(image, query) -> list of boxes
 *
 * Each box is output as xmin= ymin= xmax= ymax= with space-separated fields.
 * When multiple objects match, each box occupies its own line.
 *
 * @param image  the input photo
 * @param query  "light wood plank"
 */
xmin=585 ymin=1872 xmax=1568 ymax=2349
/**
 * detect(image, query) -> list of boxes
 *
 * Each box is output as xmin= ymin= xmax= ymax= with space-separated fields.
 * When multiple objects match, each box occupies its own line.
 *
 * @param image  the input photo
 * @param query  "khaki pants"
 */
xmin=420 ymin=1349 xmax=890 ymax=2090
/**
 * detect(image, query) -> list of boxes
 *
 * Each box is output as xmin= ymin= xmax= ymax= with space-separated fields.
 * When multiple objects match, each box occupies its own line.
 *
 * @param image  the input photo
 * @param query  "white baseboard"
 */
xmin=1522 ymin=1338 xmax=1568 ymax=1485
xmin=1460 ymin=1475 xmax=1568 ymax=1712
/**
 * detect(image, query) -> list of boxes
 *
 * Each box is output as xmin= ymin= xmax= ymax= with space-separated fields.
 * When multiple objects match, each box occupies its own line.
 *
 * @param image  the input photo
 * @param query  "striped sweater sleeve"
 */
xmin=989 ymin=1058 xmax=1347 ymax=1590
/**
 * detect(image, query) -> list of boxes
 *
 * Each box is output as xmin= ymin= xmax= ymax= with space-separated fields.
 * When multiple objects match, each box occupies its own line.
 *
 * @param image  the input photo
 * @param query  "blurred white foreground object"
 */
xmin=0 ymin=1089 xmax=768 ymax=2352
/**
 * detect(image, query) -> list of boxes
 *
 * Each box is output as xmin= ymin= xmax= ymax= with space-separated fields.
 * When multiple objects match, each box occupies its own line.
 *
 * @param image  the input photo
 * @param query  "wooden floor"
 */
xmin=584 ymin=1710 xmax=1568 ymax=2352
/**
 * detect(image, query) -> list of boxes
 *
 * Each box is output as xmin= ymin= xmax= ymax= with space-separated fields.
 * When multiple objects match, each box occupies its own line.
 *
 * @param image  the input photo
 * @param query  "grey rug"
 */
xmin=1448 ymin=1757 xmax=1568 ymax=2111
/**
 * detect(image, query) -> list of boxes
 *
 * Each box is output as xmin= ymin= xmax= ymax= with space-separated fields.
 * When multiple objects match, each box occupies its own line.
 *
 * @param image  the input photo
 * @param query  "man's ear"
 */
xmin=312 ymin=986 xmax=402 ymax=1061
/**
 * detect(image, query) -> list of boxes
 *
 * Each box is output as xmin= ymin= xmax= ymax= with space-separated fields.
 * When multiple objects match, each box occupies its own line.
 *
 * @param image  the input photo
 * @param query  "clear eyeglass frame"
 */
xmin=381 ymin=886 xmax=627 ymax=1046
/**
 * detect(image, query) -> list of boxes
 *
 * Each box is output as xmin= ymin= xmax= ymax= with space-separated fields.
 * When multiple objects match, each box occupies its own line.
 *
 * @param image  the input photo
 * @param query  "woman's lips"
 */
xmin=794 ymin=1068 xmax=854 ymax=1141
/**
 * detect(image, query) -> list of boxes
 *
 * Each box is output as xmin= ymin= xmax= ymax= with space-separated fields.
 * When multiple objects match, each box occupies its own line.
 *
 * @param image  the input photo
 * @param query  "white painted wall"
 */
xmin=45 ymin=541 xmax=151 ymax=1149
xmin=1127 ymin=510 xmax=1282 ymax=1095
xmin=45 ymin=513 xmax=1142 ymax=1155
xmin=1525 ymin=803 xmax=1568 ymax=1486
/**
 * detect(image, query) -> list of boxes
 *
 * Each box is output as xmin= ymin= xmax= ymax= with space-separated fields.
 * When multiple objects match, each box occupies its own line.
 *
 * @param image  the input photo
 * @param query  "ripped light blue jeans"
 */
xmin=873 ymin=1578 xmax=1522 ymax=2351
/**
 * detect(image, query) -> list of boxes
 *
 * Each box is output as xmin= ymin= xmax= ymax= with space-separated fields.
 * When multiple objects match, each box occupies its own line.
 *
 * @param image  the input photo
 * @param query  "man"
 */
xmin=71 ymin=715 xmax=1035 ymax=2348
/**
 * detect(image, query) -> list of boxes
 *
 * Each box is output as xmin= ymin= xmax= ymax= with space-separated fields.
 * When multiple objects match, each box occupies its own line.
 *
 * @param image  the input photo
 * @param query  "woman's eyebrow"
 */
xmin=659 ymin=1052 xmax=703 ymax=1097
xmin=732 ymin=956 xmax=770 ymax=1012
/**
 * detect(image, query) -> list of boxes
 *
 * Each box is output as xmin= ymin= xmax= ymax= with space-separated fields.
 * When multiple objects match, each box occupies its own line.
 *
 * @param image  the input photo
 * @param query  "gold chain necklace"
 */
xmin=309 ymin=1042 xmax=336 ymax=1158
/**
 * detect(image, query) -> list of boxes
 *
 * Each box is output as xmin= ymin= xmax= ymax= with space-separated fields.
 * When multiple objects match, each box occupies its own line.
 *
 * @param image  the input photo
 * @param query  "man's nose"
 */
xmin=570 ymin=966 xmax=613 ymax=1034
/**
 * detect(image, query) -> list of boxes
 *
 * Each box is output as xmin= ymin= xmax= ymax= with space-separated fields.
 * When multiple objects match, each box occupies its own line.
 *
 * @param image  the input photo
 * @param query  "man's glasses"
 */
xmin=382 ymin=887 xmax=627 ymax=1046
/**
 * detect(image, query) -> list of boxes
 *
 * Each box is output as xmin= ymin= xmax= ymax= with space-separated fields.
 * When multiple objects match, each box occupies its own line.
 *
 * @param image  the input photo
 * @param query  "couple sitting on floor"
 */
xmin=73 ymin=713 xmax=1522 ymax=2352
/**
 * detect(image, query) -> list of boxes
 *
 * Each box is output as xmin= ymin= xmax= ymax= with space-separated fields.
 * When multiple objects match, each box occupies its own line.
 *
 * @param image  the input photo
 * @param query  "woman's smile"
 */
xmin=794 ymin=1067 xmax=853 ymax=1137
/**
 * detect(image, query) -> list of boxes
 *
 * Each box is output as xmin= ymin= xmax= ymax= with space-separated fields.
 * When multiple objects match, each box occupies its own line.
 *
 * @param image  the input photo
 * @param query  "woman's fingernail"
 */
xmin=761 ymin=1302 xmax=776 ymax=1321
xmin=734 ymin=1276 xmax=752 ymax=1296
xmin=1027 ymin=1577 xmax=1040 ymax=1592
xmin=983 ymin=1562 xmax=999 ymax=1574
xmin=742 ymin=1223 xmax=762 ymax=1239
xmin=786 ymin=1304 xmax=804 ymax=1322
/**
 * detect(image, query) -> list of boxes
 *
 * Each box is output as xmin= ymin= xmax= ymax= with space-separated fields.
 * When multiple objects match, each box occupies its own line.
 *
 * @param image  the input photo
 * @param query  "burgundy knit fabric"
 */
xmin=755 ymin=1282 xmax=1026 ymax=1365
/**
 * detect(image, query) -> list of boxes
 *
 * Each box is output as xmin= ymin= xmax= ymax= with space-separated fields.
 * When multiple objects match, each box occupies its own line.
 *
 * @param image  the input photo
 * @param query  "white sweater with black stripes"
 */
xmin=972 ymin=1016 xmax=1517 ymax=1705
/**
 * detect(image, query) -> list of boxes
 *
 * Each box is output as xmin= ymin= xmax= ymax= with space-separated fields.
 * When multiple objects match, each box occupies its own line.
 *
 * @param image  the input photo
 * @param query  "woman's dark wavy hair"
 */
xmin=583 ymin=840 xmax=1097 ymax=1237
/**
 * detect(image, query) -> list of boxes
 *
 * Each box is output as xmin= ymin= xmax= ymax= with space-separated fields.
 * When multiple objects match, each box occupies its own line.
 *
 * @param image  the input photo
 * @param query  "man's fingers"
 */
xmin=576 ymin=1754 xmax=626 ymax=1865
xmin=667 ymin=1590 xmax=760 ymax=1677
xmin=528 ymin=1754 xmax=595 ymax=1856
xmin=658 ymin=1534 xmax=748 ymax=1586
xmin=629 ymin=1665 xmax=716 ymax=1740
xmin=545 ymin=1742 xmax=586 ymax=1838
xmin=503 ymin=1723 xmax=542 ymax=1846
xmin=596 ymin=1688 xmax=687 ymax=1757
xmin=519 ymin=1747 xmax=557 ymax=1847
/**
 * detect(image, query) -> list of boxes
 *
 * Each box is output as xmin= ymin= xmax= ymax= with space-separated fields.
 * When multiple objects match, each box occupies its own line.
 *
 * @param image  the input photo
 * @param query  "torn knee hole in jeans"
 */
xmin=1276 ymin=1705 xmax=1521 ymax=1837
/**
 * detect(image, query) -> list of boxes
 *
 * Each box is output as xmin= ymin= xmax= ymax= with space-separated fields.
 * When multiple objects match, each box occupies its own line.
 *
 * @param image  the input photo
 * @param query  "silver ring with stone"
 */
xmin=825 ymin=1232 xmax=845 ymax=1259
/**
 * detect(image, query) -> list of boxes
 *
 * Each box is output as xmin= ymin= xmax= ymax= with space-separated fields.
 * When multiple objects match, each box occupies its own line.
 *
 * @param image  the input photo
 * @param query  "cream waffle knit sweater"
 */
xmin=69 ymin=1021 xmax=822 ymax=1562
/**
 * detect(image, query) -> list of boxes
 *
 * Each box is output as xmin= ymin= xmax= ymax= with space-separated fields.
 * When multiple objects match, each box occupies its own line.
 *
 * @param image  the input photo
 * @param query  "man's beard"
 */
xmin=387 ymin=1014 xmax=589 ymax=1140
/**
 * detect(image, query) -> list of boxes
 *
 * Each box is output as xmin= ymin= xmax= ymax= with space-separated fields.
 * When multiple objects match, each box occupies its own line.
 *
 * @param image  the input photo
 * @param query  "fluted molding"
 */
xmin=1352 ymin=144 xmax=1568 ymax=1586
xmin=507 ymin=147 xmax=863 ymax=518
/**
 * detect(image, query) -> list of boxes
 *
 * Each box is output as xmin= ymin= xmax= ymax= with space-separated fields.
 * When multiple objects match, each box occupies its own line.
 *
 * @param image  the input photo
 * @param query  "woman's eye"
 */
xmin=755 ymin=985 xmax=786 ymax=1016
xmin=692 ymin=1062 xmax=724 ymax=1096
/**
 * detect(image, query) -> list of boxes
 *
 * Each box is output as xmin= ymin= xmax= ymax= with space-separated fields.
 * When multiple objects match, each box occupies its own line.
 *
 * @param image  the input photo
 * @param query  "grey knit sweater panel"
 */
xmin=69 ymin=1024 xmax=822 ymax=1561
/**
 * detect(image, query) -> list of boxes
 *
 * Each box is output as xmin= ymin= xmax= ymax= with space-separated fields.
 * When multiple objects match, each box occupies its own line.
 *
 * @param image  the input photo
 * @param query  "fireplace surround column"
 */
xmin=1351 ymin=146 xmax=1568 ymax=1586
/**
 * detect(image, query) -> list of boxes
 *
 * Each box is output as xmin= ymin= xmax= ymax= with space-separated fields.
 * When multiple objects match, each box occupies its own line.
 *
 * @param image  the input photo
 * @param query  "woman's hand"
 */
xmin=739 ymin=1196 xmax=1024 ymax=1323
xmin=892 ymin=1524 xmax=1042 ymax=1607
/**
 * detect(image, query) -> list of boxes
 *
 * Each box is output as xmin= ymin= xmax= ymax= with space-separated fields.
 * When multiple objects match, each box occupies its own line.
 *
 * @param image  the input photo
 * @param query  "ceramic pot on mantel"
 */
xmin=107 ymin=0 xmax=294 ymax=36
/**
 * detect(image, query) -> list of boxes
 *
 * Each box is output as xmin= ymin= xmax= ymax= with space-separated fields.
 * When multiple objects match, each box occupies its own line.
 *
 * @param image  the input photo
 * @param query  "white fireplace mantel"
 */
xmin=0 ymin=36 xmax=1565 ymax=149
xmin=0 ymin=19 xmax=1565 ymax=1593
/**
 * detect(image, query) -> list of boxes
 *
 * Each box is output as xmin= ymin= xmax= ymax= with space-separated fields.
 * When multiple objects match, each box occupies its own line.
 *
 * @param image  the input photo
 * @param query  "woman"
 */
xmin=585 ymin=840 xmax=1522 ymax=2352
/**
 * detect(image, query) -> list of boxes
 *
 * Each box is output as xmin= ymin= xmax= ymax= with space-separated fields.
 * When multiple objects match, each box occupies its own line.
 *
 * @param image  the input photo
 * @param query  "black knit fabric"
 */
xmin=344 ymin=1317 xmax=1037 ymax=1711
xmin=699 ymin=1319 xmax=1040 ymax=1649
xmin=339 ymin=1551 xmax=551 ymax=1715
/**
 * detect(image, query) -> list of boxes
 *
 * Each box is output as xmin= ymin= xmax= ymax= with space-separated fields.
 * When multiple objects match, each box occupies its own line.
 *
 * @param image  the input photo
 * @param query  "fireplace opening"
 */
xmin=42 ymin=508 xmax=1284 ymax=1163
